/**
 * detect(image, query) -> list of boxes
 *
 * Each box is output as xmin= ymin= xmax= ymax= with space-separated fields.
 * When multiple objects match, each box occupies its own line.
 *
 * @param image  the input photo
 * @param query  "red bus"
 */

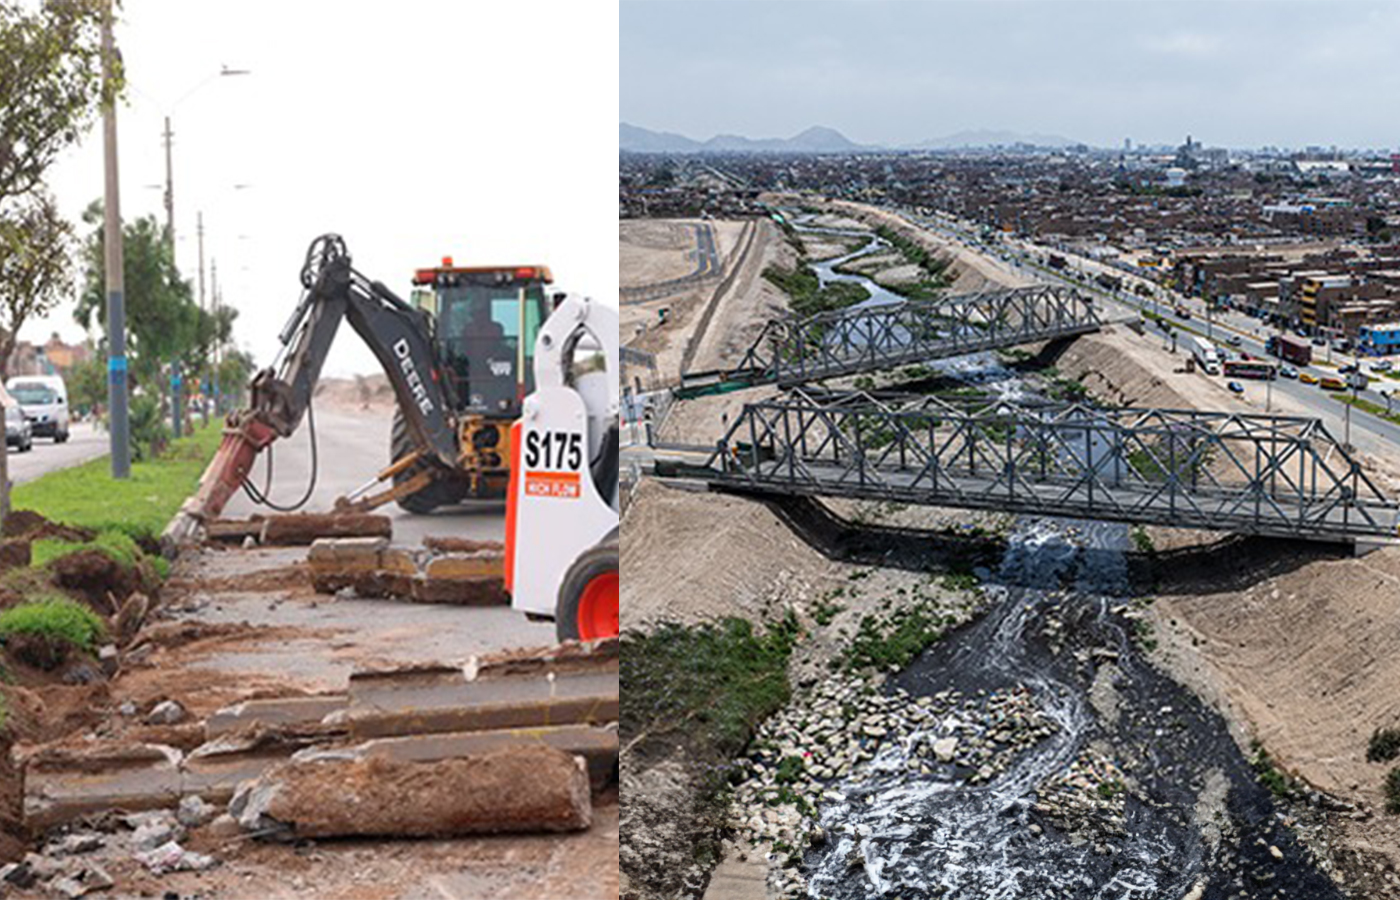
xmin=1223 ymin=359 xmax=1277 ymax=380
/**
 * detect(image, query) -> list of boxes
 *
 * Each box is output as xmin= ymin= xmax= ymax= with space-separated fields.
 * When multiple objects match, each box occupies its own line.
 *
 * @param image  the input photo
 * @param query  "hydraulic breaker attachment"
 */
xmin=163 ymin=414 xmax=279 ymax=547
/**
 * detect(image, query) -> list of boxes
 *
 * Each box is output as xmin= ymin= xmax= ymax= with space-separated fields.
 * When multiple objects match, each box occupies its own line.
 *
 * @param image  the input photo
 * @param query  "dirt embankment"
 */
xmin=623 ymin=219 xmax=790 ymax=384
xmin=1056 ymin=326 xmax=1400 ymax=887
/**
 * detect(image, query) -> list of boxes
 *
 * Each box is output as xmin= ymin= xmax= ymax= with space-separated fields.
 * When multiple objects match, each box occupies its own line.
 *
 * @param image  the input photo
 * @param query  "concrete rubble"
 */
xmin=205 ymin=513 xmax=393 ymax=546
xmin=307 ymin=535 xmax=507 ymax=605
xmin=20 ymin=639 xmax=619 ymax=838
xmin=228 ymin=746 xmax=593 ymax=839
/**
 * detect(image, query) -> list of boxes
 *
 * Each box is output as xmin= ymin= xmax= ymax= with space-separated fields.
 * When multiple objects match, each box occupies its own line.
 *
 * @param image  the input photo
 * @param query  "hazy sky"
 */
xmin=43 ymin=0 xmax=618 ymax=376
xmin=622 ymin=0 xmax=1400 ymax=151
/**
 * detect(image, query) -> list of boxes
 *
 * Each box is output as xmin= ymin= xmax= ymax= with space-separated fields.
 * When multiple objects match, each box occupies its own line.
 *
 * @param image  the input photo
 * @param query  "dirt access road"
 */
xmin=9 ymin=403 xmax=616 ymax=900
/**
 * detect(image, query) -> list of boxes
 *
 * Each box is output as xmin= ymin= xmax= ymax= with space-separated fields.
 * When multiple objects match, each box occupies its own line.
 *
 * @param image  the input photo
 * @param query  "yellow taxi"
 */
xmin=1299 ymin=372 xmax=1319 ymax=385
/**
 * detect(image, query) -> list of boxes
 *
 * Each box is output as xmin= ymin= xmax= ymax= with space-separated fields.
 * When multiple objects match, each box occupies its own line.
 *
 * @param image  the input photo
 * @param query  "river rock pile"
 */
xmin=727 ymin=672 xmax=1060 ymax=878
xmin=1034 ymin=746 xmax=1131 ymax=840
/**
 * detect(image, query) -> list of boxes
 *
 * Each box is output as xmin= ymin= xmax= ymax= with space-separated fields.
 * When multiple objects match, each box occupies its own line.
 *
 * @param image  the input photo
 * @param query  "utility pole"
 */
xmin=197 ymin=212 xmax=207 ymax=424
xmin=211 ymin=258 xmax=220 ymax=415
xmin=162 ymin=116 xmax=174 ymax=248
xmin=102 ymin=0 xmax=130 ymax=478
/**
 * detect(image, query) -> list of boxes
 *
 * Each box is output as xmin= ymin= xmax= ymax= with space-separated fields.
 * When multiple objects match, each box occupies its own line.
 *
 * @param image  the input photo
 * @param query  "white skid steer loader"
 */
xmin=505 ymin=293 xmax=619 ymax=641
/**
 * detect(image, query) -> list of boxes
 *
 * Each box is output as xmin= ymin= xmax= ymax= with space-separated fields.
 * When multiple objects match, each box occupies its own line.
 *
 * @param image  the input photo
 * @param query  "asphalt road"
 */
xmin=906 ymin=209 xmax=1400 ymax=459
xmin=7 ymin=421 xmax=108 ymax=485
xmin=220 ymin=405 xmax=507 ymax=547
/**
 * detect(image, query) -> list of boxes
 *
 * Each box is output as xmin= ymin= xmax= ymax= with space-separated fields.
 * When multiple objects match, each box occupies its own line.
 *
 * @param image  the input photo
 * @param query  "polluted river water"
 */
xmin=764 ymin=220 xmax=1344 ymax=898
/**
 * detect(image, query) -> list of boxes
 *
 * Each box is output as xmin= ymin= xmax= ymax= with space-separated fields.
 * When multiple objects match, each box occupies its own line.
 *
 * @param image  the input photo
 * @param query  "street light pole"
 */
xmin=102 ymin=1 xmax=130 ymax=479
xmin=162 ymin=116 xmax=174 ymax=247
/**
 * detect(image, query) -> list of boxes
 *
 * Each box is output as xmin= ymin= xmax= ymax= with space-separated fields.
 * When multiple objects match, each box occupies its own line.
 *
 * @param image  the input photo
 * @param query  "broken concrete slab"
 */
xmin=184 ymin=727 xmax=333 ymax=802
xmin=205 ymin=696 xmax=349 ymax=738
xmin=470 ymin=637 xmax=619 ymax=680
xmin=23 ymin=744 xmax=183 ymax=830
xmin=260 ymin=513 xmax=392 ymax=546
xmin=421 ymin=536 xmax=504 ymax=554
xmin=308 ymin=537 xmax=506 ymax=605
xmin=343 ymin=663 xmax=618 ymax=739
xmin=229 ymin=746 xmax=591 ymax=839
xmin=342 ymin=724 xmax=619 ymax=792
xmin=204 ymin=518 xmax=264 ymax=543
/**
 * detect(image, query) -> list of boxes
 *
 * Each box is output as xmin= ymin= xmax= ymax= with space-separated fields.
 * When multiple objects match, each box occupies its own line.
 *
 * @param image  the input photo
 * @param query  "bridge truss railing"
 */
xmin=684 ymin=284 xmax=1112 ymax=395
xmin=700 ymin=390 xmax=1397 ymax=540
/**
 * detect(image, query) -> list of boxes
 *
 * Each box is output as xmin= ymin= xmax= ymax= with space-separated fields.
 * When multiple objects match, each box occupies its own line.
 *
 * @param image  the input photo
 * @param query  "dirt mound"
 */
xmin=1 ymin=511 xmax=95 ymax=544
xmin=2 ymin=682 xmax=110 ymax=744
xmin=621 ymin=479 xmax=836 ymax=630
xmin=48 ymin=549 xmax=143 ymax=615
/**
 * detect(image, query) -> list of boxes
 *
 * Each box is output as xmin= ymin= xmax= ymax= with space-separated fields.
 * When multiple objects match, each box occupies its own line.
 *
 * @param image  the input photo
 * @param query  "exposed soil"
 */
xmin=48 ymin=549 xmax=147 ymax=615
xmin=1 ymin=511 xmax=95 ymax=544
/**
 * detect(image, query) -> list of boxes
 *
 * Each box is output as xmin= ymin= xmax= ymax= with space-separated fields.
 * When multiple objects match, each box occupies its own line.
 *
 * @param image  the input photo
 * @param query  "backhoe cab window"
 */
xmin=436 ymin=283 xmax=548 ymax=413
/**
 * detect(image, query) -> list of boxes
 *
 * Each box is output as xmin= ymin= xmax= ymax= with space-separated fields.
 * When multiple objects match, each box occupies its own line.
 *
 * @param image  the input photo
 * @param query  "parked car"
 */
xmin=1300 ymin=372 xmax=1320 ymax=385
xmin=1339 ymin=363 xmax=1358 ymax=374
xmin=5 ymin=404 xmax=32 ymax=453
xmin=1227 ymin=381 xmax=1245 ymax=394
xmin=1374 ymin=360 xmax=1393 ymax=372
xmin=5 ymin=375 xmax=69 ymax=442
xmin=1280 ymin=365 xmax=1299 ymax=379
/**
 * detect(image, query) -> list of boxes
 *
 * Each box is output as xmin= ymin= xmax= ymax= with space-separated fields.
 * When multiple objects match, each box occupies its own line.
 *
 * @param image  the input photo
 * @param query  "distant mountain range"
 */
xmin=621 ymin=122 xmax=1082 ymax=154
xmin=621 ymin=123 xmax=864 ymax=154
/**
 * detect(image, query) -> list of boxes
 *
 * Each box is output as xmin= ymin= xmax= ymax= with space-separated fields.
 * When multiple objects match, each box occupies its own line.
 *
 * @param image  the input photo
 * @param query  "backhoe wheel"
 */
xmin=390 ymin=410 xmax=464 ymax=515
xmin=555 ymin=536 xmax=619 ymax=642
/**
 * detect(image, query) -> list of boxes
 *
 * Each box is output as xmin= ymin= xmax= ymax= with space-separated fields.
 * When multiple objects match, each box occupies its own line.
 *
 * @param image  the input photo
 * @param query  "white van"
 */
xmin=6 ymin=375 xmax=69 ymax=443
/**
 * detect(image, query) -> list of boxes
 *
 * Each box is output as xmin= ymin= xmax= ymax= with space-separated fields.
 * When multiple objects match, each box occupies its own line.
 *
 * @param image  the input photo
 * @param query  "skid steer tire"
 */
xmin=390 ymin=410 xmax=464 ymax=515
xmin=555 ymin=532 xmax=619 ymax=643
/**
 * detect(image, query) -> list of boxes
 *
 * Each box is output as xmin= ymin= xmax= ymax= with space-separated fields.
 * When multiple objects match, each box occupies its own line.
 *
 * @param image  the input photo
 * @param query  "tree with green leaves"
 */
xmin=0 ymin=190 xmax=71 ymax=374
xmin=76 ymin=203 xmax=199 ymax=389
xmin=0 ymin=0 xmax=109 ymax=517
xmin=0 ymin=1 xmax=109 ymax=206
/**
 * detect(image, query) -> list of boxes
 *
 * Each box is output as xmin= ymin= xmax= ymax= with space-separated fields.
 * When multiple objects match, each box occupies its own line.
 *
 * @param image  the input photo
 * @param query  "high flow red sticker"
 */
xmin=525 ymin=470 xmax=581 ymax=499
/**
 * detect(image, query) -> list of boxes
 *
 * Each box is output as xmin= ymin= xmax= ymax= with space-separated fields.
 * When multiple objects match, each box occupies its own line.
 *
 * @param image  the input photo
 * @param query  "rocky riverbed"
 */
xmin=725 ymin=518 xmax=1350 ymax=899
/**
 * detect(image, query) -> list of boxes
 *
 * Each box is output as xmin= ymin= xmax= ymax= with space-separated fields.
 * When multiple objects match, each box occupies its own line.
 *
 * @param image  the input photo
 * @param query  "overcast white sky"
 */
xmin=622 ymin=0 xmax=1400 ymax=151
xmin=42 ymin=0 xmax=619 ymax=377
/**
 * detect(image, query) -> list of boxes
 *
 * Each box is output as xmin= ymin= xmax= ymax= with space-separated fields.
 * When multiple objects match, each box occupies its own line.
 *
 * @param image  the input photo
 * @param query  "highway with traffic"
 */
xmin=905 ymin=208 xmax=1400 ymax=458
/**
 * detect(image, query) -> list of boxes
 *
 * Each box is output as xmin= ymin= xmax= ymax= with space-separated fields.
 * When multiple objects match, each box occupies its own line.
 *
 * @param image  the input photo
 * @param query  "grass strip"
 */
xmin=1330 ymin=394 xmax=1400 ymax=426
xmin=11 ymin=423 xmax=224 ymax=543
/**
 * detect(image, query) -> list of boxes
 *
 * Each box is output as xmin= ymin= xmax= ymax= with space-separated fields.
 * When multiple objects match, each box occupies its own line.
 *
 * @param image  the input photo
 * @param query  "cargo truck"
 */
xmin=1189 ymin=334 xmax=1220 ymax=375
xmin=1266 ymin=334 xmax=1312 ymax=366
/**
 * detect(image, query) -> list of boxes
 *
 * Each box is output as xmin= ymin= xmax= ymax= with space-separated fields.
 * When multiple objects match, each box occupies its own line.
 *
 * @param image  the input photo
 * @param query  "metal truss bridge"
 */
xmin=678 ymin=284 xmax=1115 ymax=397
xmin=657 ymin=389 xmax=1398 ymax=542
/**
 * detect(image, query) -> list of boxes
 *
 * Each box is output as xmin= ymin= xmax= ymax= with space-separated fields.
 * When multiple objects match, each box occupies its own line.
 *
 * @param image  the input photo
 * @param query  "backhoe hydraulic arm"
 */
xmin=168 ymin=235 xmax=459 ymax=541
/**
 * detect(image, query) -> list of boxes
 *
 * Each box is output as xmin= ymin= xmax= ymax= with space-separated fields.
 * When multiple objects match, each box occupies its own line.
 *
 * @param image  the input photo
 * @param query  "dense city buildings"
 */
xmin=621 ymin=139 xmax=1400 ymax=339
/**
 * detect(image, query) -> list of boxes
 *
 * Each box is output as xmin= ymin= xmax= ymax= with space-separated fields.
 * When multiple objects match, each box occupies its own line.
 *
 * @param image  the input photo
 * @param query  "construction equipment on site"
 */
xmin=170 ymin=234 xmax=619 ymax=639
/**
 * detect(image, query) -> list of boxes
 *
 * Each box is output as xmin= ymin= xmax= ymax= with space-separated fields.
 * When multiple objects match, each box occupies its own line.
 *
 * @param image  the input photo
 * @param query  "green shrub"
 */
xmin=128 ymin=393 xmax=172 ymax=462
xmin=0 ymin=597 xmax=106 ymax=653
xmin=1386 ymin=767 xmax=1400 ymax=815
xmin=846 ymin=600 xmax=945 ymax=671
xmin=1250 ymin=743 xmax=1292 ymax=798
xmin=1369 ymin=727 xmax=1400 ymax=763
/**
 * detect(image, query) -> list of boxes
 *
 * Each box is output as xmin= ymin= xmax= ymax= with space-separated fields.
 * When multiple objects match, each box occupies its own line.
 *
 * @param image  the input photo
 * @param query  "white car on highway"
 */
xmin=6 ymin=375 xmax=70 ymax=443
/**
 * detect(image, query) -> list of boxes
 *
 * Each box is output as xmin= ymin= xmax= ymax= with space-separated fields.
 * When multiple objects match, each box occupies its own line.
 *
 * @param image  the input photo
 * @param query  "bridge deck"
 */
xmin=658 ymin=391 xmax=1398 ymax=542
